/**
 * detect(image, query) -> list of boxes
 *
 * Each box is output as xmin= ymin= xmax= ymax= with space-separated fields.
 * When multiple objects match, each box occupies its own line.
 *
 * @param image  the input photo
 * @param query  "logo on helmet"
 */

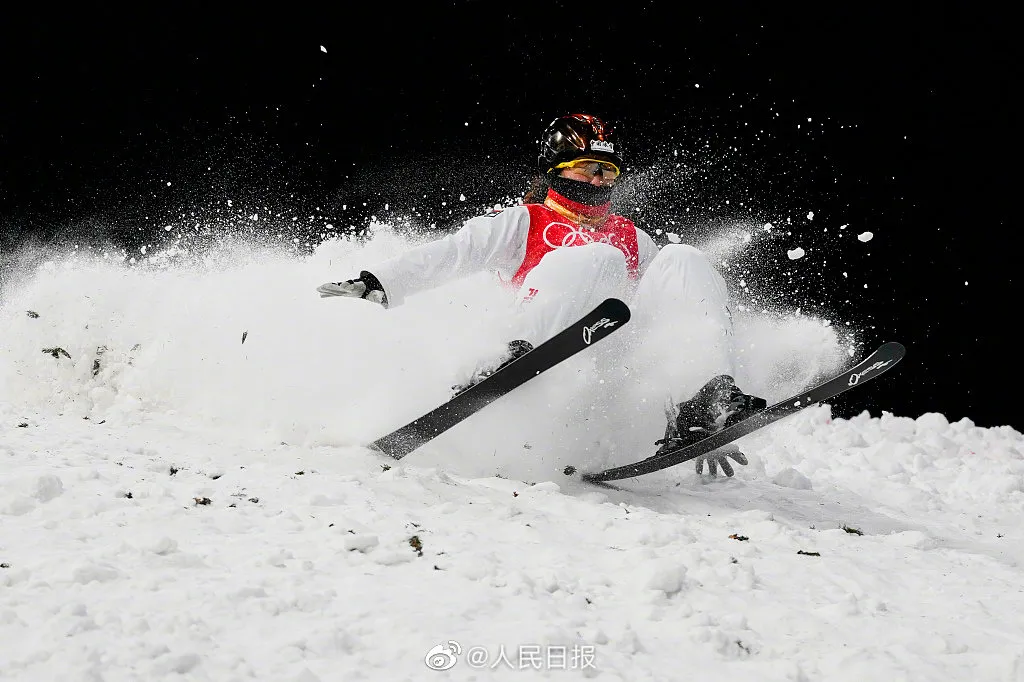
xmin=591 ymin=140 xmax=615 ymax=153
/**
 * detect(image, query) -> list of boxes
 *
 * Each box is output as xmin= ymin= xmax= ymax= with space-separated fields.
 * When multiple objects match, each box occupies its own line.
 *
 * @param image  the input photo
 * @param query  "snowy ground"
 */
xmin=3 ymin=230 xmax=1024 ymax=681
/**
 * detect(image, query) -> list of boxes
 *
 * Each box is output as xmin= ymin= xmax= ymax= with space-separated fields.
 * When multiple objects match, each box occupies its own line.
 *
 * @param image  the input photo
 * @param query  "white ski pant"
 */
xmin=513 ymin=243 xmax=736 ymax=398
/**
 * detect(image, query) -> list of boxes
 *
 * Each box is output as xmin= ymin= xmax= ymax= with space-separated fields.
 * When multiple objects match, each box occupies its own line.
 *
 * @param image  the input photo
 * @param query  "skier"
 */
xmin=318 ymin=113 xmax=765 ymax=476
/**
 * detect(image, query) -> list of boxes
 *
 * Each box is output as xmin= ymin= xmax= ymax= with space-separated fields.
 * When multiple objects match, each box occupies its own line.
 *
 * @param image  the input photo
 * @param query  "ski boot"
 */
xmin=451 ymin=339 xmax=534 ymax=395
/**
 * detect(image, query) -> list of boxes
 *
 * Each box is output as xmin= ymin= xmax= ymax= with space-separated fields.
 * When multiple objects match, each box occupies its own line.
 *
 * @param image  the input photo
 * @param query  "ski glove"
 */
xmin=694 ymin=444 xmax=748 ymax=477
xmin=316 ymin=271 xmax=388 ymax=307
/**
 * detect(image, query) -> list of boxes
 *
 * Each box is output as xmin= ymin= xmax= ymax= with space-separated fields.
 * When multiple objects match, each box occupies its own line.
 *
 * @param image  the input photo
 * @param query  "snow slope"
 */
xmin=3 ymin=229 xmax=1024 ymax=681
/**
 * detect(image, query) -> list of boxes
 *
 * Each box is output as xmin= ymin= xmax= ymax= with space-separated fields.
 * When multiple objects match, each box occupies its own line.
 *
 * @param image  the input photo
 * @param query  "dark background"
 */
xmin=0 ymin=5 xmax=1014 ymax=428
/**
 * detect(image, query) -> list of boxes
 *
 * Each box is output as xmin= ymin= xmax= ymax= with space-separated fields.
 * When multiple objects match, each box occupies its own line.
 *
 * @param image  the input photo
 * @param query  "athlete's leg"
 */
xmin=598 ymin=244 xmax=737 ymax=453
xmin=512 ymin=242 xmax=630 ymax=346
xmin=632 ymin=243 xmax=735 ymax=378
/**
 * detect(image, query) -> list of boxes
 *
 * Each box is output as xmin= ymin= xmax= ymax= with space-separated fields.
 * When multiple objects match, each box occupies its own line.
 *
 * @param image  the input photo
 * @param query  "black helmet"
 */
xmin=537 ymin=113 xmax=623 ymax=174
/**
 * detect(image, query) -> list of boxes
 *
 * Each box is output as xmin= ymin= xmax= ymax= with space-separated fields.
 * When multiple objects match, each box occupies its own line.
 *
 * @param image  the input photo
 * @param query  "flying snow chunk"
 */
xmin=320 ymin=45 xmax=327 ymax=53
xmin=666 ymin=233 xmax=682 ymax=244
xmin=807 ymin=211 xmax=814 ymax=221
xmin=857 ymin=231 xmax=874 ymax=243
xmin=787 ymin=247 xmax=806 ymax=260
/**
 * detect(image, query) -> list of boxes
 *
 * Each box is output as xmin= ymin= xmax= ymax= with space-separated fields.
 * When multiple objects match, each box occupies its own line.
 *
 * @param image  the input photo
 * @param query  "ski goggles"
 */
xmin=552 ymin=157 xmax=621 ymax=181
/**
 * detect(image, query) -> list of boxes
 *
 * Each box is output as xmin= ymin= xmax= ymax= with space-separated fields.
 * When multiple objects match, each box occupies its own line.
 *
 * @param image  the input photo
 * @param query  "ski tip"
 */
xmin=876 ymin=341 xmax=908 ymax=361
xmin=601 ymin=298 xmax=631 ymax=322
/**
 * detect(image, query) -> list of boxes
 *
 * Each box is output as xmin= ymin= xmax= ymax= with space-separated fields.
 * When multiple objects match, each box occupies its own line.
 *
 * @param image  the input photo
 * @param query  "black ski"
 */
xmin=374 ymin=298 xmax=631 ymax=460
xmin=580 ymin=341 xmax=906 ymax=483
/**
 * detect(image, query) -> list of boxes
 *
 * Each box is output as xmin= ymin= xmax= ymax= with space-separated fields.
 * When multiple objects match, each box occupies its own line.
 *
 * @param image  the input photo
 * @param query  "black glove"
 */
xmin=694 ymin=444 xmax=748 ymax=477
xmin=316 ymin=271 xmax=388 ymax=307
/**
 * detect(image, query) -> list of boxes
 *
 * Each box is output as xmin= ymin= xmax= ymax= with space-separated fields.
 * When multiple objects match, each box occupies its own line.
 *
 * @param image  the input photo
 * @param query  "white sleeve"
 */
xmin=635 ymin=227 xmax=660 ymax=278
xmin=365 ymin=206 xmax=531 ymax=307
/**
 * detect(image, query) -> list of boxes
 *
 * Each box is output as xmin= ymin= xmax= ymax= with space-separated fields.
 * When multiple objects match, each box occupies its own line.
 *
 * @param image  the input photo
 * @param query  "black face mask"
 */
xmin=548 ymin=175 xmax=614 ymax=207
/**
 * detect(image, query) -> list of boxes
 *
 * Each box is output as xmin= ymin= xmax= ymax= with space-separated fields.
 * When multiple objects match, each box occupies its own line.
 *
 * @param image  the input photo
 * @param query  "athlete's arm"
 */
xmin=365 ymin=207 xmax=530 ymax=307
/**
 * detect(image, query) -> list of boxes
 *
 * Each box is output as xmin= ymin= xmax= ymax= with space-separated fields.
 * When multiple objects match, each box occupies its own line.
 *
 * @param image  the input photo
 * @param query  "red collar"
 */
xmin=543 ymin=188 xmax=612 ymax=223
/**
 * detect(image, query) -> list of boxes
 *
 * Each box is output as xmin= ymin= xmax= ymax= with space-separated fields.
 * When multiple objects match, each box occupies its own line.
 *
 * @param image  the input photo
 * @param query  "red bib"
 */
xmin=508 ymin=203 xmax=641 ymax=288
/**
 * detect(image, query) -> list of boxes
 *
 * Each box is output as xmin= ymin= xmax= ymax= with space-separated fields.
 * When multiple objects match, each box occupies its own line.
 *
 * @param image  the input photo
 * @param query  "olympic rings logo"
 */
xmin=542 ymin=221 xmax=612 ymax=249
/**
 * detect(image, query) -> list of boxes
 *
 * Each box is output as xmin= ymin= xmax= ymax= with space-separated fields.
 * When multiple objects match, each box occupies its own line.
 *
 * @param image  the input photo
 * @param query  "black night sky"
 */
xmin=0 ymin=5 xmax=1014 ymax=428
